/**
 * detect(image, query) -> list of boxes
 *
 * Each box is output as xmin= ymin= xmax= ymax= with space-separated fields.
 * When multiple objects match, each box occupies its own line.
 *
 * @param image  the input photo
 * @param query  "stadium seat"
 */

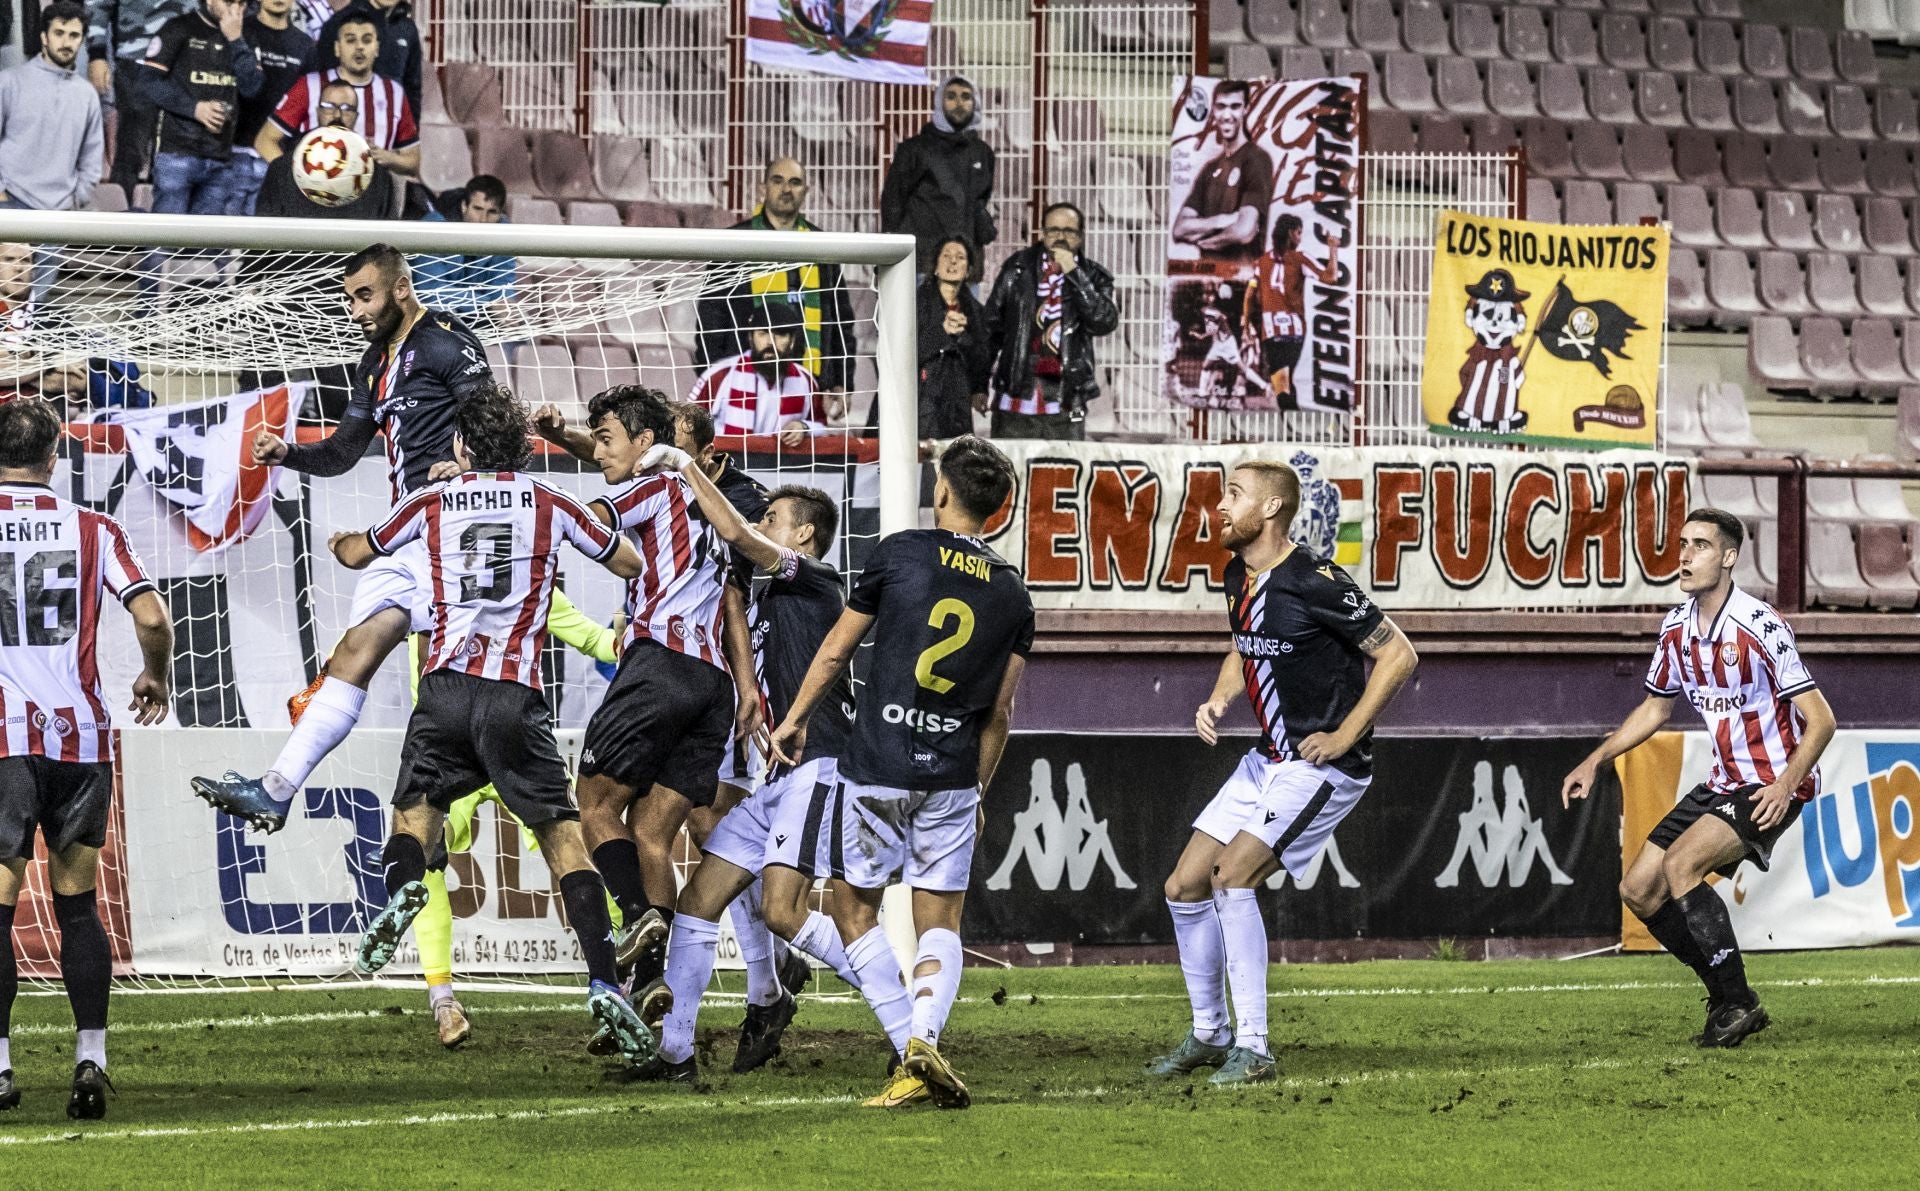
xmin=420 ymin=66 xmax=451 ymax=127
xmin=1211 ymin=0 xmax=1248 ymax=46
xmin=1369 ymin=110 xmax=1416 ymax=153
xmin=1856 ymin=522 xmax=1920 ymax=608
xmin=1521 ymin=119 xmax=1574 ymax=178
xmin=1810 ymin=475 xmax=1868 ymax=521
xmin=1451 ymin=3 xmax=1498 ymax=58
xmin=1764 ymin=191 xmax=1816 ymax=251
xmin=1779 ymin=81 xmax=1830 ymax=139
xmin=1615 ymin=181 xmax=1660 ymax=224
xmin=651 ymin=140 xmax=718 ymax=207
xmin=566 ymin=201 xmax=620 ymax=227
xmin=1417 ymin=114 xmax=1471 ymax=154
xmin=1804 ymin=251 xmax=1866 ymax=318
xmin=1635 ymin=72 xmax=1684 ymax=128
xmin=1865 ymin=143 xmax=1917 ymax=197
xmin=513 ymin=344 xmax=582 ymax=412
xmin=1874 ymin=88 xmax=1919 ymax=144
xmin=1351 ymin=0 xmax=1400 ymax=52
xmin=85 ymin=182 xmax=126 ymax=213
xmin=571 ymin=343 xmax=639 ymax=391
xmin=1224 ymin=44 xmax=1271 ymax=79
xmin=1756 ymin=251 xmax=1812 ymax=317
xmin=418 ymin=125 xmax=475 ymax=196
xmin=1571 ymin=123 xmax=1626 ymax=179
xmin=1829 ymin=85 xmax=1874 ymax=139
xmin=1801 ymin=316 xmax=1858 ymax=394
xmin=441 ymin=63 xmax=504 ymax=125
xmin=1598 ymin=15 xmax=1647 ymax=71
xmin=1837 ymin=29 xmax=1880 ymax=84
xmin=1669 ymin=247 xmax=1710 ymax=324
xmin=1733 ymin=520 xmax=1775 ymax=601
xmin=1431 ymin=58 xmax=1483 ymax=115
xmin=1850 ymin=0 xmax=1900 ymax=40
xmin=1707 ymin=249 xmax=1763 ymax=324
xmin=1299 ymin=0 xmax=1350 ymax=47
xmin=1562 ymin=179 xmax=1609 ymax=225
xmin=1900 ymin=318 xmax=1920 ymax=380
xmin=1856 ymin=473 xmax=1918 ymax=521
xmin=1702 ymin=473 xmax=1765 ymax=519
xmin=1852 ymin=318 xmax=1908 ymax=392
xmin=1621 ymin=126 xmax=1675 ymax=183
xmin=1701 ymin=383 xmax=1769 ymax=452
xmin=1502 ymin=6 xmax=1551 ymax=63
xmin=1743 ymin=24 xmax=1791 ymax=80
xmin=1673 ymin=129 xmax=1724 ymax=187
xmin=532 ymin=132 xmax=601 ymax=204
xmin=1694 ymin=19 xmax=1741 ymax=75
xmin=1278 ymin=46 xmax=1328 ymax=79
xmin=1401 ymin=0 xmax=1447 ymax=55
xmin=1468 ymin=114 xmax=1519 ymax=153
xmin=1860 ymin=255 xmax=1910 ymax=318
xmin=1788 ymin=27 xmax=1836 ymax=82
xmin=472 ymin=128 xmax=537 ymax=197
xmin=1649 ymin=17 xmax=1695 ymax=73
xmin=1684 ymin=74 xmax=1732 ymax=131
xmin=1719 ymin=132 xmax=1769 ymax=192
xmin=1551 ymin=9 xmax=1600 ymax=66
xmin=1815 ymin=194 xmax=1864 ymax=252
xmin=1487 ymin=61 xmax=1536 ymax=118
xmin=1246 ymin=0 xmax=1300 ymax=46
xmin=1664 ymin=381 xmax=1711 ymax=450
xmin=1899 ymin=387 xmax=1920 ymax=459
xmin=1748 ymin=315 xmax=1813 ymax=388
xmin=1864 ymin=198 xmax=1912 ymax=258
xmin=1717 ymin=188 xmax=1766 ymax=248
xmin=1666 ymin=184 xmax=1716 ymax=246
xmin=1525 ymin=177 xmax=1561 ymax=223
xmin=1818 ymin=140 xmax=1871 ymax=196
xmin=1329 ymin=48 xmax=1375 ymax=80
xmin=1585 ymin=67 xmax=1634 ymax=124
xmin=1767 ymin=137 xmax=1818 ymax=192
xmin=507 ymin=196 xmax=561 ymax=228
xmin=1807 ymin=521 xmax=1875 ymax=607
xmin=1732 ymin=79 xmax=1784 ymax=137
xmin=593 ymin=137 xmax=654 ymax=204
xmin=1537 ymin=64 xmax=1587 ymax=122
xmin=1747 ymin=518 xmax=1781 ymax=599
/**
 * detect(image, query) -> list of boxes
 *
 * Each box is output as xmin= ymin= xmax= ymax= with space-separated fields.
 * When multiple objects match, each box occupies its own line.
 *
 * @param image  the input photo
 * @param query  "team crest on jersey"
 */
xmin=1286 ymin=449 xmax=1341 ymax=559
xmin=1720 ymin=642 xmax=1740 ymax=667
xmin=402 ymin=350 xmax=416 ymax=377
xmin=32 ymin=710 xmax=71 ymax=737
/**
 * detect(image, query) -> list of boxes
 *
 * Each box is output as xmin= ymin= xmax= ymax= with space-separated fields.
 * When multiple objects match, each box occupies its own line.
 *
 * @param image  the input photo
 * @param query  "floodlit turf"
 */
xmin=3 ymin=948 xmax=1918 ymax=1185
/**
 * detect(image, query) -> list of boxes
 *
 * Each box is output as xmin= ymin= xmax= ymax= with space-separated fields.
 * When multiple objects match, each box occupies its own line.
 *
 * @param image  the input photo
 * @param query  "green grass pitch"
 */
xmin=3 ymin=949 xmax=1917 ymax=1185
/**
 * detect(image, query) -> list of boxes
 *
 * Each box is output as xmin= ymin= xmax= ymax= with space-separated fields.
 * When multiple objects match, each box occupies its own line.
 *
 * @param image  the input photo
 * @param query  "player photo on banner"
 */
xmin=1163 ymin=75 xmax=1359 ymax=414
xmin=1422 ymin=210 xmax=1669 ymax=449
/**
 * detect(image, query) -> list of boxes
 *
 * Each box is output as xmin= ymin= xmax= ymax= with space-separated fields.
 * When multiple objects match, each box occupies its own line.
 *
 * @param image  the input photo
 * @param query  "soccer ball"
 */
xmin=291 ymin=126 xmax=374 ymax=208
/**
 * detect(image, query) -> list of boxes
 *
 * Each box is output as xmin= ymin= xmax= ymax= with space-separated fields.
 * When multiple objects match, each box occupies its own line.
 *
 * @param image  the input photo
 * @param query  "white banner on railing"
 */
xmin=976 ymin=439 xmax=1693 ymax=611
xmin=1620 ymin=731 xmax=1920 ymax=952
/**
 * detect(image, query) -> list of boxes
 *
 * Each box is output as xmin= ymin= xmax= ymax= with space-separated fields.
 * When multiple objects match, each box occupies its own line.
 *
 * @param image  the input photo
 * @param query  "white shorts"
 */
xmin=349 ymin=541 xmax=433 ymax=634
xmin=716 ymin=733 xmax=764 ymax=792
xmin=837 ymin=780 xmax=979 ymax=893
xmin=703 ymin=756 xmax=837 ymax=875
xmin=1192 ymin=750 xmax=1371 ymax=880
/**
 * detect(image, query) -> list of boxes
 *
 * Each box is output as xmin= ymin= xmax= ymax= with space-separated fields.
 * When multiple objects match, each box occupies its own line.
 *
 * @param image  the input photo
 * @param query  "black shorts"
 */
xmin=0 ymin=756 xmax=113 ymax=861
xmin=1262 ymin=335 xmax=1304 ymax=377
xmin=1646 ymin=782 xmax=1805 ymax=879
xmin=580 ymin=638 xmax=733 ymax=808
xmin=393 ymin=671 xmax=577 ymax=828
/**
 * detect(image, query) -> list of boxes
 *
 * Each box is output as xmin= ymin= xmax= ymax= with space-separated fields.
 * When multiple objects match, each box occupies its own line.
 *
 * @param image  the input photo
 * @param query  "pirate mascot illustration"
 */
xmin=1451 ymin=268 xmax=1530 ymax=435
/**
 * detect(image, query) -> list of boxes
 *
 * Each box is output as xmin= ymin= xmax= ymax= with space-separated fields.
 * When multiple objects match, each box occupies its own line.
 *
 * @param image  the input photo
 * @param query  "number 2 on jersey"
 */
xmin=914 ymin=597 xmax=974 ymax=694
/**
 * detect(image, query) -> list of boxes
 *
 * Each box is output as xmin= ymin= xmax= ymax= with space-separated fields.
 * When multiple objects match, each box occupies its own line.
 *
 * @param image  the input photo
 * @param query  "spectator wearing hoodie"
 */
xmin=881 ymin=73 xmax=995 ymax=275
xmin=0 ymin=2 xmax=104 ymax=215
xmin=86 ymin=0 xmax=197 ymax=189
xmin=303 ymin=0 xmax=420 ymax=119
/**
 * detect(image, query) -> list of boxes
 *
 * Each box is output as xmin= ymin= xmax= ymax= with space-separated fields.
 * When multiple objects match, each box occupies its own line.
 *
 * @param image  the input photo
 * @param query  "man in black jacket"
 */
xmin=982 ymin=202 xmax=1118 ymax=441
xmin=880 ymin=74 xmax=995 ymax=275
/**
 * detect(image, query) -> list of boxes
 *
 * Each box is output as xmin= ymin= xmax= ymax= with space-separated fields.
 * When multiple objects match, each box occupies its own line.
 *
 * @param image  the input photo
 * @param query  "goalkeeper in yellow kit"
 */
xmin=291 ymin=587 xmax=621 ymax=1048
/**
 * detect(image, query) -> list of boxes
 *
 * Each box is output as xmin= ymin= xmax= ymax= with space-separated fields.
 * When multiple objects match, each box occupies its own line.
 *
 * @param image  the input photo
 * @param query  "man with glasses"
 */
xmin=257 ymin=11 xmax=418 ymax=178
xmin=981 ymin=202 xmax=1118 ymax=440
xmin=252 ymin=79 xmax=395 ymax=217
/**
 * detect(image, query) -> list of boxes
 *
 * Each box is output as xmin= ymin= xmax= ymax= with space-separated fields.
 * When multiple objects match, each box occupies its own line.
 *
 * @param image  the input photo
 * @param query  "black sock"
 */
xmin=0 ymin=903 xmax=16 ymax=1041
xmin=52 ymin=890 xmax=110 ymax=1032
xmin=1676 ymin=884 xmax=1753 ymax=1007
xmin=559 ymin=870 xmax=619 ymax=986
xmin=1639 ymin=898 xmax=1711 ymax=984
xmin=381 ymin=834 xmax=428 ymax=897
xmin=590 ymin=839 xmax=650 ymax=923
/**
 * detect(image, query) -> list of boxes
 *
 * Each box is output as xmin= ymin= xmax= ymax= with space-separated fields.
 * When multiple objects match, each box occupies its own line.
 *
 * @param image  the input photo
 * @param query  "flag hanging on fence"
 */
xmin=115 ymin=383 xmax=303 ymax=552
xmin=746 ymin=0 xmax=932 ymax=85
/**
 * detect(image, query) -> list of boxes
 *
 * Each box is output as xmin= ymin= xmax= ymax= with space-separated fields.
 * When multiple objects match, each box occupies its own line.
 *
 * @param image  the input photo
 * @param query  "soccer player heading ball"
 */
xmin=1150 ymin=460 xmax=1418 ymax=1086
xmin=1562 ymin=509 xmax=1834 ymax=1049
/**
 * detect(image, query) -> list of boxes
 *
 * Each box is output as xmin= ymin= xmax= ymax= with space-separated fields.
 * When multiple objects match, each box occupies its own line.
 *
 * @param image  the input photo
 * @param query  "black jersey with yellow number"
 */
xmin=753 ymin=549 xmax=853 ymax=761
xmin=841 ymin=529 xmax=1034 ymax=791
xmin=1225 ymin=547 xmax=1385 ymax=778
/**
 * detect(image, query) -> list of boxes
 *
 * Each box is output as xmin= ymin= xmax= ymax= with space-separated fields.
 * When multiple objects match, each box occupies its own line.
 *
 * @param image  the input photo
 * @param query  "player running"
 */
xmin=1242 ymin=215 xmax=1341 ymax=407
xmin=534 ymin=387 xmax=747 ymax=1002
xmin=1150 ymin=460 xmax=1417 ymax=1086
xmin=624 ymin=446 xmax=864 ymax=1082
xmin=192 ymin=243 xmax=495 ymax=832
xmin=327 ymin=383 xmax=660 ymax=1065
xmin=1563 ymin=509 xmax=1834 ymax=1049
xmin=771 ymin=436 xmax=1032 ymax=1110
xmin=0 ymin=398 xmax=174 ymax=1120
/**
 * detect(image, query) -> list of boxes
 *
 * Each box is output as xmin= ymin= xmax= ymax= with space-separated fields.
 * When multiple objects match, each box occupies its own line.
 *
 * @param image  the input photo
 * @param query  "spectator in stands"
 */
xmin=688 ymin=299 xmax=823 ymax=449
xmin=694 ymin=157 xmax=856 ymax=422
xmin=982 ymin=201 xmax=1117 ymax=441
xmin=303 ymin=0 xmax=420 ymax=117
xmin=0 ymin=240 xmax=151 ymax=412
xmin=86 ymin=0 xmax=197 ymax=189
xmin=411 ymin=174 xmax=516 ymax=321
xmin=256 ymin=11 xmax=419 ymax=177
xmin=881 ymin=74 xmax=996 ymax=275
xmin=253 ymin=77 xmax=396 ymax=218
xmin=133 ymin=0 xmax=262 ymax=215
xmin=289 ymin=0 xmax=333 ymax=41
xmin=1170 ymin=80 xmax=1271 ymax=265
xmin=223 ymin=0 xmax=312 ymax=215
xmin=0 ymin=2 xmax=102 ymax=303
xmin=911 ymin=235 xmax=991 ymax=439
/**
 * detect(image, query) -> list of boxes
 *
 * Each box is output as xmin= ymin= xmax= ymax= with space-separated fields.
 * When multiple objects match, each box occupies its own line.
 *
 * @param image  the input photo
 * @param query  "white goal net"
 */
xmin=0 ymin=211 xmax=917 ymax=990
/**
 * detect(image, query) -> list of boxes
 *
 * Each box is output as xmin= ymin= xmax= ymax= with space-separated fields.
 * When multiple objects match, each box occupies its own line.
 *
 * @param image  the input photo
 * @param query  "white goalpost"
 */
xmin=0 ymin=209 xmax=919 ymax=990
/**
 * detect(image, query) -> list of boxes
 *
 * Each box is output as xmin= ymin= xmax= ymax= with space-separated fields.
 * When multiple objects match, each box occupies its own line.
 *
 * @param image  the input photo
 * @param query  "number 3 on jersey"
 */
xmin=459 ymin=522 xmax=515 ymax=602
xmin=914 ymin=597 xmax=974 ymax=694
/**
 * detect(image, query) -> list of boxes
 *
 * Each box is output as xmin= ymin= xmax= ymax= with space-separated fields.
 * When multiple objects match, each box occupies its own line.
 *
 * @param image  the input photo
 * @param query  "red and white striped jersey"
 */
xmin=591 ymin=475 xmax=730 ymax=673
xmin=369 ymin=472 xmax=618 ymax=690
xmin=0 ymin=483 xmax=156 ymax=763
xmin=271 ymin=71 xmax=420 ymax=149
xmin=688 ymin=352 xmax=820 ymax=438
xmin=1645 ymin=585 xmax=1820 ymax=800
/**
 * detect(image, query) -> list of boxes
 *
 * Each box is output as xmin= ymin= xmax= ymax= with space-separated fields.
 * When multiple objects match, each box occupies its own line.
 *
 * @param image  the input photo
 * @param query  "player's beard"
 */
xmin=1217 ymin=514 xmax=1261 ymax=554
xmin=361 ymin=296 xmax=402 ymax=342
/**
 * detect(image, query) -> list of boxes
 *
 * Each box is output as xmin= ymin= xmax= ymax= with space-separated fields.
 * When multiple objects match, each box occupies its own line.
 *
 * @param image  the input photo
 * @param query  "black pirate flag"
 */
xmin=1535 ymin=282 xmax=1642 ymax=378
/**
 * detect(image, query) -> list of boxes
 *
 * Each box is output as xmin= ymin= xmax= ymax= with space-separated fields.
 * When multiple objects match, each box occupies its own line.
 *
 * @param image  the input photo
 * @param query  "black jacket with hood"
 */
xmin=983 ymin=242 xmax=1119 ymax=416
xmin=880 ymin=74 xmax=996 ymax=272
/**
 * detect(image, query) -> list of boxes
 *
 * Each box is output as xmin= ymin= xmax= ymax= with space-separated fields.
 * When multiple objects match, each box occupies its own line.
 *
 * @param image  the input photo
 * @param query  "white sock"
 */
xmin=428 ymin=982 xmax=455 ymax=1008
xmin=0 ymin=1036 xmax=10 ymax=1071
xmin=1167 ymin=897 xmax=1230 ymax=1046
xmin=727 ymin=883 xmax=782 ymax=1007
xmin=845 ymin=925 xmax=912 ymax=1058
xmin=909 ymin=927 xmax=964 ymax=1048
xmin=791 ymin=910 xmax=859 ymax=988
xmin=266 ymin=678 xmax=367 ymax=801
xmin=1214 ymin=887 xmax=1270 ymax=1056
xmin=76 ymin=1028 xmax=106 ymax=1070
xmin=659 ymin=913 xmax=720 ymax=1064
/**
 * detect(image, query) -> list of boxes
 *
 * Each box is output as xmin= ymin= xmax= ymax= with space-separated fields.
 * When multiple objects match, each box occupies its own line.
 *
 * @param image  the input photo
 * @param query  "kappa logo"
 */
xmin=1265 ymin=836 xmax=1359 ymax=890
xmin=581 ymin=748 xmax=595 ymax=766
xmin=985 ymin=759 xmax=1136 ymax=893
xmin=1434 ymin=760 xmax=1574 ymax=889
xmin=1715 ymin=801 xmax=1739 ymax=819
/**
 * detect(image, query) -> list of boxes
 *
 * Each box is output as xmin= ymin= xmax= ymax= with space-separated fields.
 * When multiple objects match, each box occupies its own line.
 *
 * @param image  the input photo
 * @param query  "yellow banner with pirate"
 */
xmin=1421 ymin=211 xmax=1668 ymax=450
